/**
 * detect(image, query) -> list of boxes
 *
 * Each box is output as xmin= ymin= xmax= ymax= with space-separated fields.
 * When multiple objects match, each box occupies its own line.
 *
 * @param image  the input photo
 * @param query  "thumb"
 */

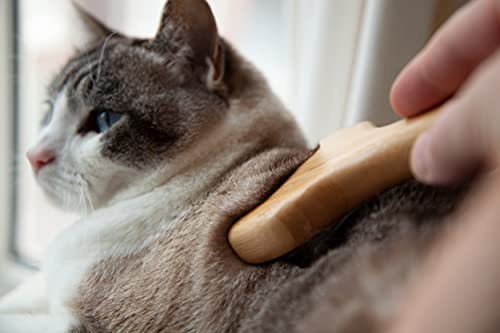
xmin=411 ymin=106 xmax=485 ymax=185
xmin=409 ymin=51 xmax=500 ymax=184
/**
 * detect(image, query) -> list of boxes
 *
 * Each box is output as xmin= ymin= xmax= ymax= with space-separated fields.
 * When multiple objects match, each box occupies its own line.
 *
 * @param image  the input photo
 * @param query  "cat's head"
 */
xmin=26 ymin=0 xmax=305 ymax=213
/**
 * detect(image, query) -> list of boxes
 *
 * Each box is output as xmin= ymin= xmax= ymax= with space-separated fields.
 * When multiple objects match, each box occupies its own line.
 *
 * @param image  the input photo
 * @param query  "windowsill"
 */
xmin=0 ymin=258 xmax=36 ymax=297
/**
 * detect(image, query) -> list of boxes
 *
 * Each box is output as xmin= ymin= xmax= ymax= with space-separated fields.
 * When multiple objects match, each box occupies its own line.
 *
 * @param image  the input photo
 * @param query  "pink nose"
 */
xmin=26 ymin=146 xmax=55 ymax=173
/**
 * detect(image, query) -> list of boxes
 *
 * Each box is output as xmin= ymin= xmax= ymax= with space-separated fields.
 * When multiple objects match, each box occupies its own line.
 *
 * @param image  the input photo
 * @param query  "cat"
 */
xmin=0 ymin=0 xmax=465 ymax=332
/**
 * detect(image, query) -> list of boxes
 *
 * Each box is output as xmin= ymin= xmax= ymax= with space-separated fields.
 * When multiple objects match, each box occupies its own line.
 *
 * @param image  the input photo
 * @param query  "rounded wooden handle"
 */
xmin=228 ymin=109 xmax=442 ymax=264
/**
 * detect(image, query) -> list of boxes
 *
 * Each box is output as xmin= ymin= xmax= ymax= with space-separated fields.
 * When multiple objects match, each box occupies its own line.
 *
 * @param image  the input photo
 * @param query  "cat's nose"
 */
xmin=26 ymin=146 xmax=56 ymax=173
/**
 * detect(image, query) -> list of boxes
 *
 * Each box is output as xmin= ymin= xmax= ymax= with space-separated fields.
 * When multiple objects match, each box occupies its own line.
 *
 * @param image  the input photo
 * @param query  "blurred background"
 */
xmin=0 ymin=0 xmax=468 ymax=295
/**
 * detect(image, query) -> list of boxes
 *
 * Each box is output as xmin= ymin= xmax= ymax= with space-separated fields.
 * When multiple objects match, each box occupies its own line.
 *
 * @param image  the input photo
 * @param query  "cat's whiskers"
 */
xmin=68 ymin=171 xmax=85 ymax=214
xmin=45 ymin=173 xmax=83 ymax=212
xmin=39 ymin=176 xmax=70 ymax=209
xmin=83 ymin=182 xmax=94 ymax=213
xmin=77 ymin=182 xmax=88 ymax=216
xmin=58 ymin=169 xmax=85 ymax=212
xmin=77 ymin=173 xmax=94 ymax=215
xmin=48 ymin=176 xmax=69 ymax=201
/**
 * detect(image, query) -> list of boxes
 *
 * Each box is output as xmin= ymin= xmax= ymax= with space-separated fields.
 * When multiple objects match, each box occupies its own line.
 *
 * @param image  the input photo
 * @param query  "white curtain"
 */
xmin=287 ymin=0 xmax=469 ymax=145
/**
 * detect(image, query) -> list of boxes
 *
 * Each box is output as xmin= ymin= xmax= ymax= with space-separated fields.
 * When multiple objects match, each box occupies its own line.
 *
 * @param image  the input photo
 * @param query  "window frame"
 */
xmin=0 ymin=0 xmax=35 ymax=296
xmin=9 ymin=0 xmax=35 ymax=268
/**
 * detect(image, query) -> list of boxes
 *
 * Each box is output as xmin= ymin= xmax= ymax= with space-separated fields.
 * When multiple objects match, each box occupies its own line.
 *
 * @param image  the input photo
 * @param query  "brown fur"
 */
xmin=69 ymin=158 xmax=464 ymax=333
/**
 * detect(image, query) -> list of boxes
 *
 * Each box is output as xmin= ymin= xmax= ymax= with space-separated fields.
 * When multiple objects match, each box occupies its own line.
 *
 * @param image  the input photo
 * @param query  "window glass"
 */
xmin=15 ymin=0 xmax=288 ymax=263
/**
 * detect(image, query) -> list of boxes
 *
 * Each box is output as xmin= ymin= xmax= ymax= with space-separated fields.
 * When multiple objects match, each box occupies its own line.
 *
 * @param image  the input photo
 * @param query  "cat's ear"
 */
xmin=73 ymin=2 xmax=117 ymax=44
xmin=153 ymin=0 xmax=225 ymax=90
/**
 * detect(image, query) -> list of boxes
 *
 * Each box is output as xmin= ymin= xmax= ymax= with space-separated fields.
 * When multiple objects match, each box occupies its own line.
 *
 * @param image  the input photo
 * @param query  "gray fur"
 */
xmin=49 ymin=0 xmax=228 ymax=169
xmin=69 ymin=172 xmax=463 ymax=333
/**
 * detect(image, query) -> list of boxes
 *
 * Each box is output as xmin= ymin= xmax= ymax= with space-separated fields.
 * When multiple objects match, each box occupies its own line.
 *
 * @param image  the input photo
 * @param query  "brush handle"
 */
xmin=228 ymin=108 xmax=441 ymax=264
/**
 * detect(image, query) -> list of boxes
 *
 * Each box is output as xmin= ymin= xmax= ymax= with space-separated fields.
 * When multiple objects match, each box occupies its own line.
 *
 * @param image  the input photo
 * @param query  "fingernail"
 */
xmin=411 ymin=133 xmax=432 ymax=182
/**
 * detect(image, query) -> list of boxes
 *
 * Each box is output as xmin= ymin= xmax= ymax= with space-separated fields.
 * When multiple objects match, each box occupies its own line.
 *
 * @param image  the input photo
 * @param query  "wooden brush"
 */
xmin=228 ymin=108 xmax=441 ymax=264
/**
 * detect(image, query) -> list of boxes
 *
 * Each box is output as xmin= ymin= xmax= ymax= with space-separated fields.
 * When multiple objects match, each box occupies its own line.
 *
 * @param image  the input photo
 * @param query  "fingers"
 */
xmin=391 ymin=0 xmax=500 ymax=117
xmin=411 ymin=50 xmax=500 ymax=185
xmin=410 ymin=102 xmax=484 ymax=184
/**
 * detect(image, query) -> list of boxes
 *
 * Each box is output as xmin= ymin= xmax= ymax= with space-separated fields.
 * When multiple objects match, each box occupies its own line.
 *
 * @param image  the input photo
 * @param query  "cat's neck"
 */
xmin=104 ymin=114 xmax=260 ymax=209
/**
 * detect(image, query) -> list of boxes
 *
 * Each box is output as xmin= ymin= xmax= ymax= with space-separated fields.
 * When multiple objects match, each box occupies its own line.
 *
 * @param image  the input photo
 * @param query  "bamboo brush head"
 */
xmin=228 ymin=109 xmax=441 ymax=264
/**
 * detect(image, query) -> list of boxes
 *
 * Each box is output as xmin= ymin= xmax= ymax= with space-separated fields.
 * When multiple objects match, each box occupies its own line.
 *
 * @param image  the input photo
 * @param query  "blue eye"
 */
xmin=96 ymin=111 xmax=122 ymax=133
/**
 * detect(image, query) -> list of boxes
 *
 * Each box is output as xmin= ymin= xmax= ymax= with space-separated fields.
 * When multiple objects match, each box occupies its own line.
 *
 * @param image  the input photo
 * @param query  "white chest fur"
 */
xmin=0 ymin=187 xmax=186 ymax=333
xmin=43 ymin=182 xmax=192 ymax=312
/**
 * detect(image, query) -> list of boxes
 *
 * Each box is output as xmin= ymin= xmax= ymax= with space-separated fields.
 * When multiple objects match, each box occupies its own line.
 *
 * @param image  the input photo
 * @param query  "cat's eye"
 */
xmin=96 ymin=110 xmax=123 ymax=133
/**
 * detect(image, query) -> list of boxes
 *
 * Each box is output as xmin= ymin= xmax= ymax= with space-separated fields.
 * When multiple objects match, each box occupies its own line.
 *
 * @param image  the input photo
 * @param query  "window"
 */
xmin=15 ymin=0 xmax=83 ymax=265
xmin=0 ymin=0 xmax=15 ymax=294
xmin=12 ymin=0 xmax=290 ymax=264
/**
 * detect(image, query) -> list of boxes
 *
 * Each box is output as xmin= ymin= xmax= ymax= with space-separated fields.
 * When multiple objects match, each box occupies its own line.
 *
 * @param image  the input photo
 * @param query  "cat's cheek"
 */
xmin=69 ymin=135 xmax=108 ymax=175
xmin=65 ymin=135 xmax=140 ymax=207
xmin=71 ymin=134 xmax=101 ymax=162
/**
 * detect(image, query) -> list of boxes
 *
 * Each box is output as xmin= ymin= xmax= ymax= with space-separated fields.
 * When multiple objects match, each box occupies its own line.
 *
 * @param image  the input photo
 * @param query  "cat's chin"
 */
xmin=38 ymin=184 xmax=87 ymax=214
xmin=36 ymin=167 xmax=96 ymax=214
xmin=40 ymin=187 xmax=78 ymax=212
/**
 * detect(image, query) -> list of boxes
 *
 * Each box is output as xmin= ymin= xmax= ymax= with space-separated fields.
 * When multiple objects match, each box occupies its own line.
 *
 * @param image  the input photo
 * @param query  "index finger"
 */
xmin=390 ymin=0 xmax=500 ymax=117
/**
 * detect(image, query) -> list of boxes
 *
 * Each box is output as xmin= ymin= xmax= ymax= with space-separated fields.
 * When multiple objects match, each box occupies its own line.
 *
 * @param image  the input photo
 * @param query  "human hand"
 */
xmin=388 ymin=2 xmax=500 ymax=332
xmin=390 ymin=0 xmax=500 ymax=185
